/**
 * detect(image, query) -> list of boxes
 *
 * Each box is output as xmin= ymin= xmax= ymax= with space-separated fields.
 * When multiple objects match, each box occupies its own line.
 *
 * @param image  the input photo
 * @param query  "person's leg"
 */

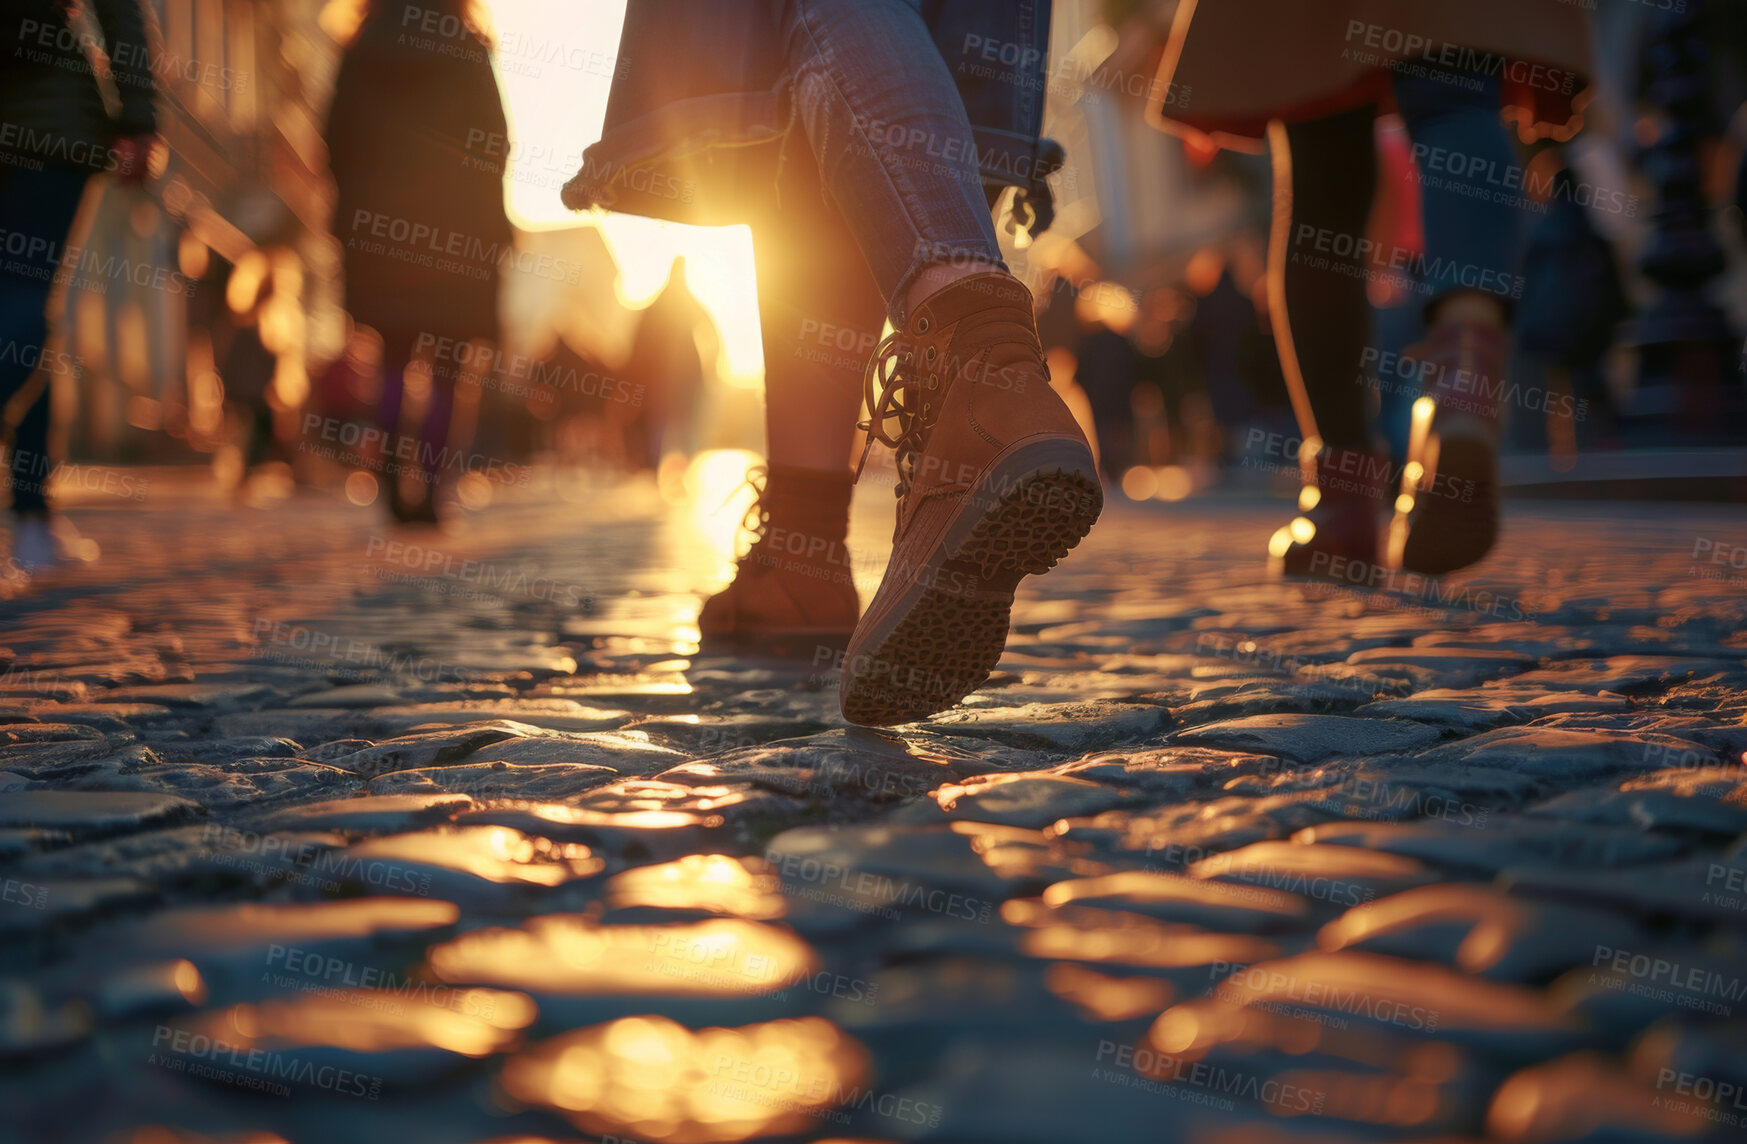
xmin=376 ymin=328 xmax=412 ymax=445
xmin=1264 ymin=104 xmax=1393 ymax=578
xmin=1386 ymin=65 xmax=1520 ymax=573
xmin=0 ymin=163 xmax=91 ymax=570
xmin=757 ymin=146 xmax=881 ymax=476
xmin=698 ymin=145 xmax=879 ymax=653
xmin=771 ymin=0 xmax=1004 ymax=318
xmin=419 ymin=353 xmax=458 ymax=489
xmin=1395 ymin=67 xmax=1519 ymax=329
xmin=771 ymin=0 xmax=1101 ymax=725
xmin=374 ymin=327 xmax=430 ymax=522
xmin=8 ymin=388 xmax=52 ymax=516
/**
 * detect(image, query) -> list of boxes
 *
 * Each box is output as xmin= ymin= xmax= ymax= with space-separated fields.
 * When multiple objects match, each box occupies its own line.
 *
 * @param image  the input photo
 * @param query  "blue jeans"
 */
xmin=1369 ymin=64 xmax=1526 ymax=455
xmin=772 ymin=0 xmax=1006 ymax=319
xmin=1392 ymin=64 xmax=1524 ymax=316
xmin=0 ymin=162 xmax=90 ymax=516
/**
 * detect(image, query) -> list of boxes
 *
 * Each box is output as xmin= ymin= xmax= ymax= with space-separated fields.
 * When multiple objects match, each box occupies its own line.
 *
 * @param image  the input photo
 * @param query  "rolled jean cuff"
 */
xmin=890 ymin=237 xmax=1007 ymax=325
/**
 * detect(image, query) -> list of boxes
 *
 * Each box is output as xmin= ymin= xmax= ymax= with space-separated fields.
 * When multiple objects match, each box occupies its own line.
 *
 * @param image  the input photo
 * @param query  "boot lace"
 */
xmin=854 ymin=330 xmax=926 ymax=500
xmin=717 ymin=464 xmax=773 ymax=565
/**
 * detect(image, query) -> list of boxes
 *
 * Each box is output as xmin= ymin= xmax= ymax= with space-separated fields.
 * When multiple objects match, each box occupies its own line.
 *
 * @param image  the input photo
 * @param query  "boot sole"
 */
xmin=840 ymin=441 xmax=1102 ymax=726
xmin=1390 ymin=433 xmax=1498 ymax=575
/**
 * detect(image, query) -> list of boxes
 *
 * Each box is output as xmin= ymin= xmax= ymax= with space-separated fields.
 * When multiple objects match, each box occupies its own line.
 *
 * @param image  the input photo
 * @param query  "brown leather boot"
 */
xmin=1386 ymin=321 xmax=1505 ymax=575
xmin=1269 ymin=439 xmax=1392 ymax=581
xmin=698 ymin=464 xmax=859 ymax=658
xmin=839 ymin=273 xmax=1102 ymax=726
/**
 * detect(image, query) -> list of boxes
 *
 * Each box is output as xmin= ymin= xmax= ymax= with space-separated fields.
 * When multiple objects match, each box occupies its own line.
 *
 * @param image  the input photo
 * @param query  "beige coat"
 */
xmin=1146 ymin=0 xmax=1596 ymax=151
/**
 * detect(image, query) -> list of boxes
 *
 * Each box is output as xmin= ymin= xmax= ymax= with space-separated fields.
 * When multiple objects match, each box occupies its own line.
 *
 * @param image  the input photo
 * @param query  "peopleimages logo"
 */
xmin=345 ymin=209 xmax=582 ymax=286
xmin=365 ymin=535 xmax=587 ymax=607
xmin=1410 ymin=144 xmax=1637 ymax=217
xmin=14 ymin=17 xmax=245 ymax=92
xmin=1590 ymin=945 xmax=1745 ymax=1015
xmin=0 ymin=217 xmax=196 ymax=297
xmin=415 ymin=332 xmax=644 ymax=406
xmin=1213 ymin=967 xmax=1441 ymax=1032
xmin=763 ymin=849 xmax=994 ymax=923
xmin=706 ymin=1054 xmax=943 ymax=1128
xmin=1358 ymin=346 xmax=1588 ymax=422
xmin=299 ymin=413 xmax=532 ymax=487
xmin=1342 ymin=21 xmax=1578 ymax=95
xmin=1291 ymin=224 xmax=1522 ymax=300
xmin=1093 ymin=1041 xmax=1325 ymax=1113
xmin=150 ymin=1026 xmax=383 ymax=1099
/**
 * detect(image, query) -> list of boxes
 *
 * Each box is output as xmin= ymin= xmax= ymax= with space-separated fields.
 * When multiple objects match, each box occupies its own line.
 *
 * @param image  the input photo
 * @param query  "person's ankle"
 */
xmin=762 ymin=463 xmax=853 ymax=539
xmin=902 ymin=258 xmax=1006 ymax=324
xmin=766 ymin=461 xmax=854 ymax=483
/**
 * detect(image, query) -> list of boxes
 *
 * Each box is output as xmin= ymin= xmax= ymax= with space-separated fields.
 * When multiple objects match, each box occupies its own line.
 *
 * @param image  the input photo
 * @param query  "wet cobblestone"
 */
xmin=1 ymin=475 xmax=1745 ymax=1143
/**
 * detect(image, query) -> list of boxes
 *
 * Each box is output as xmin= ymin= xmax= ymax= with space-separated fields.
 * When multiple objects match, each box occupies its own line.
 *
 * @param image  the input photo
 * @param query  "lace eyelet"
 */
xmin=916 ymin=316 xmax=930 ymax=333
xmin=927 ymin=376 xmax=938 ymax=390
xmin=924 ymin=346 xmax=936 ymax=362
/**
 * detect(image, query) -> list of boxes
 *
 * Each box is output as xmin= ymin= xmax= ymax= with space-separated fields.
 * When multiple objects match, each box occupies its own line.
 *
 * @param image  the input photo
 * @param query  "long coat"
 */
xmin=561 ymin=0 xmax=1060 ymax=230
xmin=0 ymin=0 xmax=157 ymax=169
xmin=1147 ymin=0 xmax=1596 ymax=151
xmin=324 ymin=6 xmax=511 ymax=339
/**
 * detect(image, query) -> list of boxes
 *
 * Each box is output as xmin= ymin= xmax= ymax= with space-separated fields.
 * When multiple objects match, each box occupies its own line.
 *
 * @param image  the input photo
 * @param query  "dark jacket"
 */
xmin=324 ymin=3 xmax=510 ymax=339
xmin=0 ymin=0 xmax=158 ymax=170
xmin=562 ymin=0 xmax=1060 ymax=233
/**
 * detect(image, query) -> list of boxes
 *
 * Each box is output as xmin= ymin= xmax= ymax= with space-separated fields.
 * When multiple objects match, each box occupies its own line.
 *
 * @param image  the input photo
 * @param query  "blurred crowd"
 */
xmin=4 ymin=0 xmax=1747 ymax=551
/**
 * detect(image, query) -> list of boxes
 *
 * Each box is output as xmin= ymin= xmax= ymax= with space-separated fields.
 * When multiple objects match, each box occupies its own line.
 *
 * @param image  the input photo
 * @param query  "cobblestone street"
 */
xmin=3 ymin=469 xmax=1746 ymax=1143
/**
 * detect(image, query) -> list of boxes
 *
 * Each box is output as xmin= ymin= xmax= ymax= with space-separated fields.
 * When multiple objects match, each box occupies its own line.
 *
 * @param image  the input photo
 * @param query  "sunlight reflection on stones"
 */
xmin=499 ymin=1015 xmax=869 ymax=1144
xmin=425 ymin=917 xmax=818 ymax=1000
xmin=603 ymin=854 xmax=787 ymax=921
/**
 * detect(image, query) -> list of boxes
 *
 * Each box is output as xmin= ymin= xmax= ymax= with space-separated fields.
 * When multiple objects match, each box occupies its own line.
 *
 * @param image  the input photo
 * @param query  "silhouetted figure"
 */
xmin=624 ymin=259 xmax=707 ymax=470
xmin=1194 ymin=268 xmax=1262 ymax=446
xmin=0 ymin=0 xmax=156 ymax=572
xmin=1131 ymin=288 xmax=1202 ymax=466
xmin=1077 ymin=317 xmax=1138 ymax=480
xmin=324 ymin=0 xmax=509 ymax=523
xmin=1516 ymin=166 xmax=1628 ymax=451
xmin=221 ymin=260 xmax=283 ymax=478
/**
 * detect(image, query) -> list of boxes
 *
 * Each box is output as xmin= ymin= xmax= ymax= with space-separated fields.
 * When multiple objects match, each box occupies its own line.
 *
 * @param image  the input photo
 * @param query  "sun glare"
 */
xmin=480 ymin=0 xmax=765 ymax=389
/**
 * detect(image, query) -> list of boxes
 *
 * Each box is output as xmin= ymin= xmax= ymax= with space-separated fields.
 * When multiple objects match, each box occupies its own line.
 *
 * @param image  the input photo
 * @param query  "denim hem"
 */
xmin=890 ymin=243 xmax=1009 ymax=327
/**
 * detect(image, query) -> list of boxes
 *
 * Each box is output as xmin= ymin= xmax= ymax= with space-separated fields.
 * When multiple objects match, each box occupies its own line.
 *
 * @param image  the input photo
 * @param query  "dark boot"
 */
xmin=1387 ymin=321 xmax=1505 ymax=575
xmin=698 ymin=464 xmax=859 ymax=658
xmin=384 ymin=434 xmax=441 ymax=526
xmin=1270 ymin=439 xmax=1392 ymax=581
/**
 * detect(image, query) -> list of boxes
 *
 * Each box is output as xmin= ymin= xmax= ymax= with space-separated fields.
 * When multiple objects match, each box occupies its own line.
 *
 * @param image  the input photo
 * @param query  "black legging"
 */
xmin=376 ymin=327 xmax=461 ymax=492
xmin=0 ymin=163 xmax=90 ymax=516
xmin=1267 ymin=103 xmax=1378 ymax=453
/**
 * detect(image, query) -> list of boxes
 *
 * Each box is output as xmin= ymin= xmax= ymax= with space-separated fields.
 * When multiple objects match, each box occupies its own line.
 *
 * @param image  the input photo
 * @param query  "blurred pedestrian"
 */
xmin=219 ymin=256 xmax=279 ymax=477
xmin=624 ymin=258 xmax=708 ymax=471
xmin=1075 ymin=288 xmax=1140 ymax=480
xmin=1131 ymin=286 xmax=1202 ymax=467
xmin=567 ymin=0 xmax=1098 ymax=726
xmin=0 ymin=0 xmax=157 ymax=572
xmin=1150 ymin=2 xmax=1593 ymax=577
xmin=324 ymin=0 xmax=509 ymax=525
xmin=1514 ymin=164 xmax=1627 ymax=453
